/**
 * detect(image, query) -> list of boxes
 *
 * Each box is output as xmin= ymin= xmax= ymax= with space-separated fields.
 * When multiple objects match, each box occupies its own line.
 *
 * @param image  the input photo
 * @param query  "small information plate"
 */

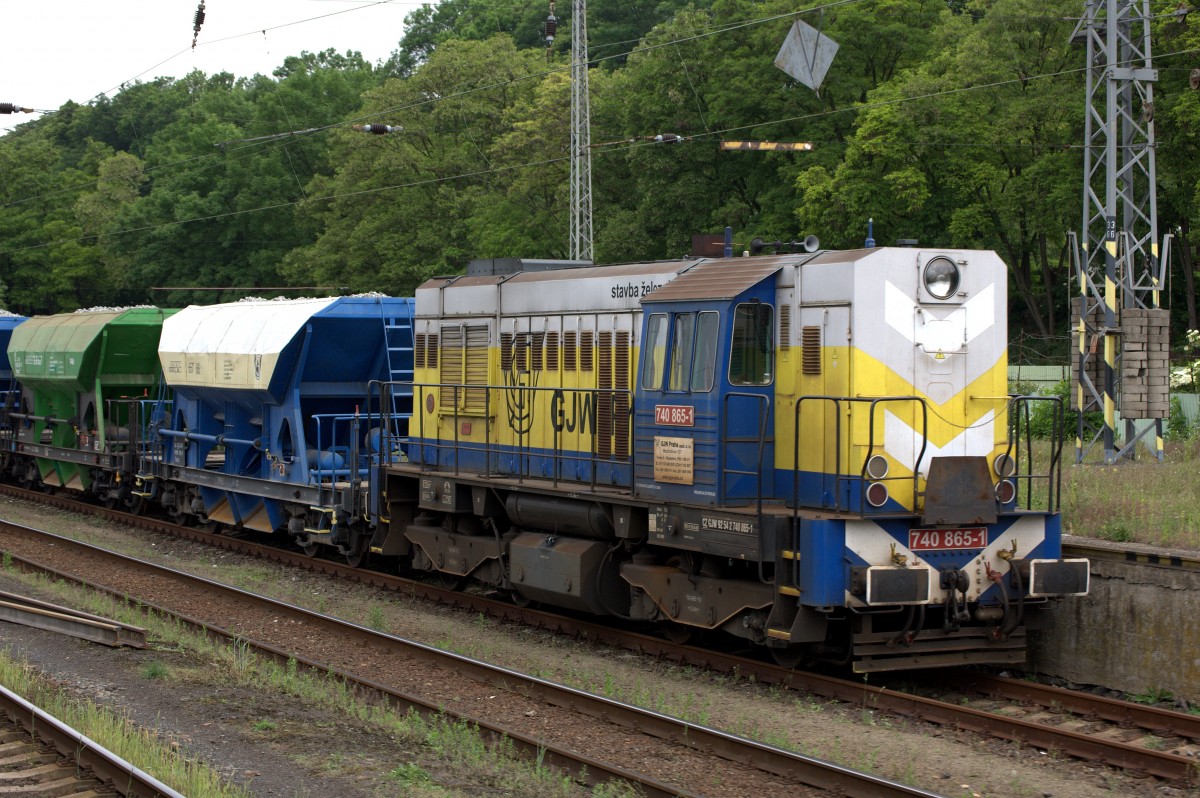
xmin=653 ymin=436 xmax=694 ymax=485
xmin=908 ymin=527 xmax=988 ymax=551
xmin=654 ymin=404 xmax=695 ymax=427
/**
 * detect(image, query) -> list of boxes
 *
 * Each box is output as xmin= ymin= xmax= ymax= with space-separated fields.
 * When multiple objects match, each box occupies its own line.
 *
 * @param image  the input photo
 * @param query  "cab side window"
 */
xmin=729 ymin=303 xmax=774 ymax=385
xmin=641 ymin=313 xmax=668 ymax=390
xmin=667 ymin=313 xmax=696 ymax=391
xmin=690 ymin=311 xmax=718 ymax=391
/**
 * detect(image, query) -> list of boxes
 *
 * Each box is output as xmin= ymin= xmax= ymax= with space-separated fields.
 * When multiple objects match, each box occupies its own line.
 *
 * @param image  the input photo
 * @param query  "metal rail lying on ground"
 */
xmin=0 ymin=589 xmax=146 ymax=647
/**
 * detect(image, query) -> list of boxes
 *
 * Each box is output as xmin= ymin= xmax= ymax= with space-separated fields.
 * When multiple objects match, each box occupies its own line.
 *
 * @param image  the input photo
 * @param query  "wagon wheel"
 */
xmin=769 ymin=644 xmax=808 ymax=670
xmin=344 ymin=544 xmax=370 ymax=569
xmin=126 ymin=494 xmax=146 ymax=516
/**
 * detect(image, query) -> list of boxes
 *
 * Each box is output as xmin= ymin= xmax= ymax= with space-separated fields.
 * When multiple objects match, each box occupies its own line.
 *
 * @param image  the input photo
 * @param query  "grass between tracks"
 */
xmin=0 ymin=564 xmax=642 ymax=798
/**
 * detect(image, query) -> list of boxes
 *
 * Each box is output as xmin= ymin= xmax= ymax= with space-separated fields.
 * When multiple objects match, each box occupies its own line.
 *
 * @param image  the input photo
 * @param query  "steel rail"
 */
xmin=0 ymin=682 xmax=187 ymax=798
xmin=5 ymin=484 xmax=1196 ymax=781
xmin=0 ymin=519 xmax=938 ymax=798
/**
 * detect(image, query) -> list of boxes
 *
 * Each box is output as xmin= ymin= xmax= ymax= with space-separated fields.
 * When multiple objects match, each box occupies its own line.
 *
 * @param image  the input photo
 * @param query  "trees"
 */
xmin=283 ymin=37 xmax=549 ymax=293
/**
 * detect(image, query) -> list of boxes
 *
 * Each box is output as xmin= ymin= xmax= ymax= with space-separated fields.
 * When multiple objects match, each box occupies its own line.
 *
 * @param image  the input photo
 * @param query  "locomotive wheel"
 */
xmin=102 ymin=495 xmax=119 ymax=510
xmin=301 ymin=541 xmax=321 ymax=558
xmin=127 ymin=495 xmax=146 ymax=516
xmin=434 ymin=572 xmax=467 ymax=591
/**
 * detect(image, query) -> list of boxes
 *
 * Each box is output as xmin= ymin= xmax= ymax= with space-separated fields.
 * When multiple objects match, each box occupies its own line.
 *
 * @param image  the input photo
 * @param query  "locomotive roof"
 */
xmin=641 ymin=255 xmax=802 ymax=303
xmin=416 ymin=260 xmax=693 ymax=317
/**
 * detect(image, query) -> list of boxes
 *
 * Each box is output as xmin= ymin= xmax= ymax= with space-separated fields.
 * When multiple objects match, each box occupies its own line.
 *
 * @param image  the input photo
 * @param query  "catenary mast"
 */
xmin=1070 ymin=0 xmax=1170 ymax=464
xmin=569 ymin=0 xmax=594 ymax=262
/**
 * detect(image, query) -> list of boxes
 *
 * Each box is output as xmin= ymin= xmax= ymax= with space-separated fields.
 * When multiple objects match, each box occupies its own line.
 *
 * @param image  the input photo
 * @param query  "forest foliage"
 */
xmin=0 ymin=0 xmax=1197 ymax=351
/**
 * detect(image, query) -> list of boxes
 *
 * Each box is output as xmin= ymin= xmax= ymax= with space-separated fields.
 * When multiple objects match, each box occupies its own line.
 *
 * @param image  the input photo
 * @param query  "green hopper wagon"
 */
xmin=8 ymin=308 xmax=174 ymax=502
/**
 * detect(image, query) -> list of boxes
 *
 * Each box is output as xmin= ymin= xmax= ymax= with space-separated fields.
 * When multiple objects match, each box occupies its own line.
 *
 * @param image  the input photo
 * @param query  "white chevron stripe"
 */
xmin=884 ymin=408 xmax=995 ymax=476
xmin=884 ymin=281 xmax=996 ymax=350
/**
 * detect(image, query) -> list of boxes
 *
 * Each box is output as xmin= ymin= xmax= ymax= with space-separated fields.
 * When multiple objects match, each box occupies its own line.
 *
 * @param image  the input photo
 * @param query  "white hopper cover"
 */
xmin=159 ymin=298 xmax=339 ymax=389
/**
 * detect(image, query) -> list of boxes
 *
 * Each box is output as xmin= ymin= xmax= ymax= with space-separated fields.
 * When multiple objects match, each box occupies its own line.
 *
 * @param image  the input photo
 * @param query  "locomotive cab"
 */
xmin=633 ymin=258 xmax=782 ymax=507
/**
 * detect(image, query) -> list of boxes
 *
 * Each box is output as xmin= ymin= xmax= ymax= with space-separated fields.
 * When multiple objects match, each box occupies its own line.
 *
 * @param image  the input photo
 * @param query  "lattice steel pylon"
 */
xmin=1069 ymin=0 xmax=1171 ymax=464
xmin=569 ymin=0 xmax=594 ymax=262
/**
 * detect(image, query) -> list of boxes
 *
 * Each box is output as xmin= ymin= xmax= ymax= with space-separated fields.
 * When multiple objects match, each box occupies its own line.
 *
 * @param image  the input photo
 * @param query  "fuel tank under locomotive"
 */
xmin=403 ymin=492 xmax=630 ymax=615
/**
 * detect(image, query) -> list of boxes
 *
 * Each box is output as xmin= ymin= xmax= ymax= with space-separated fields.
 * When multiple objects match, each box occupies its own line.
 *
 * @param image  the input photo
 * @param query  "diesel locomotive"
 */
xmin=372 ymin=247 xmax=1089 ymax=672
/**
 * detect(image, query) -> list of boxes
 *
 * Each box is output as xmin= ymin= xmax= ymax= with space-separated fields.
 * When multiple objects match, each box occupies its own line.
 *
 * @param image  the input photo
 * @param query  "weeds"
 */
xmin=140 ymin=660 xmax=170 ymax=680
xmin=1133 ymin=687 xmax=1174 ymax=705
xmin=0 ymin=649 xmax=245 ymax=797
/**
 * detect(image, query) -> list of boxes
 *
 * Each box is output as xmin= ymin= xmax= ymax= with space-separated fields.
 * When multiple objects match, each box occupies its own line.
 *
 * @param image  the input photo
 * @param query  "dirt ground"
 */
xmin=0 ymin=499 xmax=1196 ymax=798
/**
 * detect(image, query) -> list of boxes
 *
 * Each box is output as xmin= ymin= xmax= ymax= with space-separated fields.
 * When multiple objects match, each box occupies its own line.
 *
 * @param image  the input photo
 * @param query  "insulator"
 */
xmin=0 ymin=103 xmax=18 ymax=114
xmin=354 ymin=124 xmax=398 ymax=135
xmin=193 ymin=2 xmax=206 ymax=32
xmin=654 ymin=133 xmax=682 ymax=144
xmin=545 ymin=14 xmax=558 ymax=40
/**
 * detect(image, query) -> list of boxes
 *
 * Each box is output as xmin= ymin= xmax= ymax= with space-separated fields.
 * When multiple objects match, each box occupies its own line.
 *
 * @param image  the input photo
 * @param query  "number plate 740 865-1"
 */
xmin=908 ymin=527 xmax=988 ymax=551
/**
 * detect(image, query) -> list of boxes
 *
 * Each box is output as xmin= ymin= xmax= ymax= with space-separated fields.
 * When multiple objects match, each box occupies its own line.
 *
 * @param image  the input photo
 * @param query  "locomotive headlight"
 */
xmin=923 ymin=257 xmax=960 ymax=300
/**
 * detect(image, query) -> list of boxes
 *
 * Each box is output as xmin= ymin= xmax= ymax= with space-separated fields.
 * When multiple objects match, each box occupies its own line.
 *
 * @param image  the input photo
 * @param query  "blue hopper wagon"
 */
xmin=140 ymin=296 xmax=415 ymax=563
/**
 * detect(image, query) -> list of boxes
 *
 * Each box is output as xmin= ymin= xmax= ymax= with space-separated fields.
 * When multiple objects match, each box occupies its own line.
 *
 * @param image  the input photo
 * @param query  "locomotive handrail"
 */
xmin=1002 ymin=394 xmax=1064 ymax=512
xmin=791 ymin=395 xmax=927 ymax=516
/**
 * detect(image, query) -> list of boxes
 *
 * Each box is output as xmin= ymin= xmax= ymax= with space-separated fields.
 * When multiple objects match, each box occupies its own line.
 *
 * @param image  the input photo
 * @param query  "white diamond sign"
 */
xmin=774 ymin=19 xmax=839 ymax=91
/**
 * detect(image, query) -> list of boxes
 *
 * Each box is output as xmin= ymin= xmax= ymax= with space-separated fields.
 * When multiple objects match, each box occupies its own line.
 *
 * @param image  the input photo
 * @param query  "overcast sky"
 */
xmin=1 ymin=1 xmax=420 ymax=121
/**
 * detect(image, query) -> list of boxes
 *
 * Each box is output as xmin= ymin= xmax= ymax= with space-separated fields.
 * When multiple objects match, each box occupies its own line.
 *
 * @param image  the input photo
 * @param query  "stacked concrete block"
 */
xmin=1120 ymin=307 xmax=1171 ymax=418
xmin=1070 ymin=298 xmax=1106 ymax=410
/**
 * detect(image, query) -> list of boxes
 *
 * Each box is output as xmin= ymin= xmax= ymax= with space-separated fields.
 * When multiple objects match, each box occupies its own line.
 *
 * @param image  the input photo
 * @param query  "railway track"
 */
xmin=5 ymin=484 xmax=1198 ymax=784
xmin=0 ymin=680 xmax=185 ymax=798
xmin=0 ymin=511 xmax=937 ymax=798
